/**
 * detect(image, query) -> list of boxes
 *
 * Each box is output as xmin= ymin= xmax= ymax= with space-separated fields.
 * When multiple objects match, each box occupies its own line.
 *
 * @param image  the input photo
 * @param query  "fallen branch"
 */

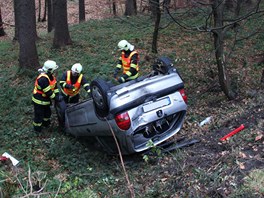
xmin=105 ymin=118 xmax=135 ymax=198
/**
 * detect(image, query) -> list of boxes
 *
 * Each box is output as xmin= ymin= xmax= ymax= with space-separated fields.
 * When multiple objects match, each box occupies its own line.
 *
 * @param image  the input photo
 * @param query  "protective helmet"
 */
xmin=71 ymin=63 xmax=83 ymax=75
xmin=118 ymin=40 xmax=134 ymax=51
xmin=42 ymin=60 xmax=58 ymax=73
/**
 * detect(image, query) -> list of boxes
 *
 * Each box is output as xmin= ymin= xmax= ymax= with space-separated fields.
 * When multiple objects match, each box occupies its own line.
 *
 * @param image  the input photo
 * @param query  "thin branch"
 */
xmin=105 ymin=118 xmax=135 ymax=198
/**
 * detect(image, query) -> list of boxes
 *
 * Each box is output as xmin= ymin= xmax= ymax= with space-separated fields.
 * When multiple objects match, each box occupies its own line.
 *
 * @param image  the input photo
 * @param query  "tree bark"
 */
xmin=13 ymin=0 xmax=19 ymax=41
xmin=151 ymin=0 xmax=161 ymax=53
xmin=125 ymin=0 xmax=137 ymax=16
xmin=112 ymin=0 xmax=117 ymax=16
xmin=18 ymin=0 xmax=39 ymax=70
xmin=53 ymin=0 xmax=72 ymax=48
xmin=38 ymin=0 xmax=41 ymax=22
xmin=42 ymin=0 xmax=47 ymax=22
xmin=0 ymin=7 xmax=6 ymax=36
xmin=47 ymin=0 xmax=54 ymax=32
xmin=79 ymin=0 xmax=85 ymax=22
xmin=212 ymin=0 xmax=236 ymax=99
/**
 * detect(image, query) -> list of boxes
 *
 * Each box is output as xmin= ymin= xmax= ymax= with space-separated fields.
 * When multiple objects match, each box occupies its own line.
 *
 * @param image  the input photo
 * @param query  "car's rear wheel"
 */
xmin=152 ymin=57 xmax=173 ymax=74
xmin=90 ymin=79 xmax=111 ymax=117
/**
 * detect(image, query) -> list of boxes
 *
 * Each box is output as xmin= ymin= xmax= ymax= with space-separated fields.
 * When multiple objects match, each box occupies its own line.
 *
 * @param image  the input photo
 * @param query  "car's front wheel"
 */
xmin=90 ymin=78 xmax=111 ymax=117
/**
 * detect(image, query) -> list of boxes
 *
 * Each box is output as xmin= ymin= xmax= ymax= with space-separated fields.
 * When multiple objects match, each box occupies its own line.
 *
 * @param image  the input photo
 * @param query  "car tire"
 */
xmin=152 ymin=57 xmax=173 ymax=75
xmin=90 ymin=78 xmax=110 ymax=117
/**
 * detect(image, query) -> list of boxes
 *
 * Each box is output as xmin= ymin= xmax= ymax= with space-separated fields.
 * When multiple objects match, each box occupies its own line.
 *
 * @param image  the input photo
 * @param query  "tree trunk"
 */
xmin=112 ymin=0 xmax=117 ymax=16
xmin=13 ymin=0 xmax=19 ymax=41
xmin=152 ymin=0 xmax=160 ymax=53
xmin=212 ymin=0 xmax=235 ymax=100
xmin=0 ymin=7 xmax=6 ymax=36
xmin=38 ymin=0 xmax=41 ymax=22
xmin=42 ymin=0 xmax=47 ymax=22
xmin=18 ymin=0 xmax=39 ymax=70
xmin=79 ymin=0 xmax=85 ymax=22
xmin=125 ymin=0 xmax=137 ymax=16
xmin=53 ymin=0 xmax=72 ymax=48
xmin=149 ymin=0 xmax=160 ymax=21
xmin=261 ymin=69 xmax=264 ymax=88
xmin=235 ymin=0 xmax=242 ymax=17
xmin=47 ymin=0 xmax=54 ymax=32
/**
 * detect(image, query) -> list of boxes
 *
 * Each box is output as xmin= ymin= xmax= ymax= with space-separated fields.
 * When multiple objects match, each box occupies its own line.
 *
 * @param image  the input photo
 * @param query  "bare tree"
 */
xmin=125 ymin=0 xmax=137 ymax=16
xmin=151 ymin=0 xmax=161 ymax=53
xmin=79 ymin=0 xmax=85 ymax=22
xmin=47 ymin=0 xmax=54 ymax=32
xmin=149 ymin=0 xmax=159 ymax=19
xmin=17 ymin=0 xmax=39 ymax=69
xmin=13 ymin=0 xmax=19 ymax=41
xmin=164 ymin=0 xmax=264 ymax=99
xmin=109 ymin=0 xmax=117 ymax=16
xmin=38 ymin=0 xmax=42 ymax=22
xmin=211 ymin=0 xmax=235 ymax=99
xmin=42 ymin=0 xmax=47 ymax=22
xmin=53 ymin=0 xmax=72 ymax=48
xmin=0 ymin=7 xmax=6 ymax=36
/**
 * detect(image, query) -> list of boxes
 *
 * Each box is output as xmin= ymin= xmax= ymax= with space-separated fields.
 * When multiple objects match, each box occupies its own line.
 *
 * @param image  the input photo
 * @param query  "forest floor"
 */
xmin=1 ymin=0 xmax=264 ymax=197
xmin=1 ymin=0 xmax=113 ymax=39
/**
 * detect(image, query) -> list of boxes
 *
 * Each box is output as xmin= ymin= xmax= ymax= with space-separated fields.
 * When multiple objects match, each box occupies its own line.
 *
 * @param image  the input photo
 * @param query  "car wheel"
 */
xmin=90 ymin=78 xmax=110 ymax=117
xmin=152 ymin=57 xmax=173 ymax=75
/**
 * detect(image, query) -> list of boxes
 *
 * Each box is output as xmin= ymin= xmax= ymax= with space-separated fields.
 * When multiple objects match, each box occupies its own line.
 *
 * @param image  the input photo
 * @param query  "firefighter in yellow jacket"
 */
xmin=114 ymin=40 xmax=139 ymax=83
xmin=59 ymin=63 xmax=90 ymax=104
xmin=32 ymin=60 xmax=60 ymax=133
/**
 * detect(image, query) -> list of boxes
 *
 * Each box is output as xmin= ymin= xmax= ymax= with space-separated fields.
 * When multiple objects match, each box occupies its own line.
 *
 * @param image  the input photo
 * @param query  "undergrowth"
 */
xmin=0 ymin=9 xmax=263 ymax=197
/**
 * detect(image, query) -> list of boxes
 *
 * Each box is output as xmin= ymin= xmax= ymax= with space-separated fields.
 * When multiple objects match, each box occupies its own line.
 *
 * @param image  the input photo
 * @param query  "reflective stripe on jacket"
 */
xmin=32 ymin=73 xmax=57 ymax=105
xmin=63 ymin=70 xmax=83 ymax=96
xmin=121 ymin=51 xmax=139 ymax=74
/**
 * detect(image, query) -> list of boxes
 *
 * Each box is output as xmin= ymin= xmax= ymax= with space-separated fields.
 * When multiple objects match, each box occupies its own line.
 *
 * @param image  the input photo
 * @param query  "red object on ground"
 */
xmin=220 ymin=124 xmax=245 ymax=141
xmin=0 ymin=156 xmax=8 ymax=161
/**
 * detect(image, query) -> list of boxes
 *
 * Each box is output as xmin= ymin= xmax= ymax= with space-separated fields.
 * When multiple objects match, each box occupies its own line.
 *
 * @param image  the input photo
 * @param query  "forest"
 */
xmin=0 ymin=0 xmax=263 ymax=197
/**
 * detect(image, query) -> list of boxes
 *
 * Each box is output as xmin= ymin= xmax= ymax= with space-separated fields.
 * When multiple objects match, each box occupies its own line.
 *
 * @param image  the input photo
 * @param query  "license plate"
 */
xmin=143 ymin=97 xmax=171 ymax=112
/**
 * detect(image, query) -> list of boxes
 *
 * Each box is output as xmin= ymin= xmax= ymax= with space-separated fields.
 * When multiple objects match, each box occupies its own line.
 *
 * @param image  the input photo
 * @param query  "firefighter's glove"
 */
xmin=118 ymin=77 xmax=125 ymax=83
xmin=65 ymin=84 xmax=75 ymax=90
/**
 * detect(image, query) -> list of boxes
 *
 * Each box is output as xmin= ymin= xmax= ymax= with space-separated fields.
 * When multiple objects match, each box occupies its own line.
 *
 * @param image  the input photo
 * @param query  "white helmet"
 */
xmin=71 ymin=63 xmax=83 ymax=74
xmin=42 ymin=60 xmax=58 ymax=73
xmin=118 ymin=40 xmax=134 ymax=51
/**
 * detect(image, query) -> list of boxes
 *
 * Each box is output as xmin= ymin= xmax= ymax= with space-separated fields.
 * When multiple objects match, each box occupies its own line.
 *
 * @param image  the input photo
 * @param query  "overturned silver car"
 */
xmin=56 ymin=57 xmax=188 ymax=155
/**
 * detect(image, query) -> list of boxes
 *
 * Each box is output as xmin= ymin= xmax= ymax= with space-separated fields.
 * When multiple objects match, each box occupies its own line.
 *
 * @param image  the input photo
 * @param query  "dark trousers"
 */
xmin=33 ymin=103 xmax=51 ymax=132
xmin=62 ymin=93 xmax=80 ymax=104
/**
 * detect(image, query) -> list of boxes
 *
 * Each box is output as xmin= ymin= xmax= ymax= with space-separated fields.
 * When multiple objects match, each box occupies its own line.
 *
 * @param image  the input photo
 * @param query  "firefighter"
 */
xmin=59 ymin=63 xmax=90 ymax=104
xmin=32 ymin=60 xmax=60 ymax=133
xmin=113 ymin=40 xmax=139 ymax=83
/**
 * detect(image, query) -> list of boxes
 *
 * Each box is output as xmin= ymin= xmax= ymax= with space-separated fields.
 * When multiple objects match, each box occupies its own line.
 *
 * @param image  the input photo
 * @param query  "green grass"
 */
xmin=0 ymin=9 xmax=263 ymax=197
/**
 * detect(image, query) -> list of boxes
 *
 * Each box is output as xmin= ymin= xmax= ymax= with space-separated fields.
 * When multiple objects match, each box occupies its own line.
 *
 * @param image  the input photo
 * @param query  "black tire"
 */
xmin=90 ymin=78 xmax=110 ymax=117
xmin=152 ymin=57 xmax=173 ymax=75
